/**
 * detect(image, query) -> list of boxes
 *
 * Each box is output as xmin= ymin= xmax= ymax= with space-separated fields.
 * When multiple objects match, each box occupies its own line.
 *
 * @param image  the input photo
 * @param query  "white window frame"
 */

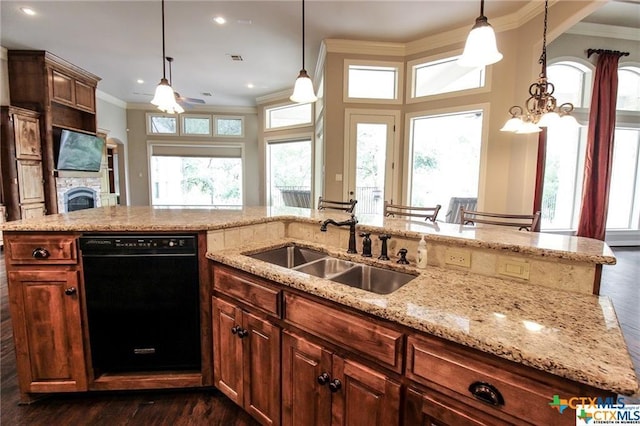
xmin=146 ymin=140 xmax=246 ymax=207
xmin=146 ymin=112 xmax=179 ymax=136
xmin=265 ymin=102 xmax=314 ymax=132
xmin=343 ymin=59 xmax=404 ymax=105
xmin=213 ymin=115 xmax=245 ymax=138
xmin=180 ymin=114 xmax=213 ymax=137
xmin=406 ymin=50 xmax=491 ymax=104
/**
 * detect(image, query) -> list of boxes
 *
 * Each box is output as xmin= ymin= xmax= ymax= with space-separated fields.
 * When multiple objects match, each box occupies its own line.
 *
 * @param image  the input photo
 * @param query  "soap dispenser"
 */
xmin=416 ymin=235 xmax=427 ymax=269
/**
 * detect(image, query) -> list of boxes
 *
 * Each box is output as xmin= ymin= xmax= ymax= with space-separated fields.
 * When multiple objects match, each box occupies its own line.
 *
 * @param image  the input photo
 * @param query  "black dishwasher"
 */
xmin=80 ymin=234 xmax=201 ymax=373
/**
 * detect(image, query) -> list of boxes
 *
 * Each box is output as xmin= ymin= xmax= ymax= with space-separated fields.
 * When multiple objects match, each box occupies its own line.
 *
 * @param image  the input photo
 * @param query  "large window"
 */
xmin=407 ymin=109 xmax=483 ymax=221
xmin=149 ymin=144 xmax=243 ymax=207
xmin=266 ymin=139 xmax=312 ymax=208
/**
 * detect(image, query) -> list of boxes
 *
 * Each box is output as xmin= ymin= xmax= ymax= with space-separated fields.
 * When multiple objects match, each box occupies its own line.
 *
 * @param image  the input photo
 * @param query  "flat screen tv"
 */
xmin=56 ymin=129 xmax=104 ymax=172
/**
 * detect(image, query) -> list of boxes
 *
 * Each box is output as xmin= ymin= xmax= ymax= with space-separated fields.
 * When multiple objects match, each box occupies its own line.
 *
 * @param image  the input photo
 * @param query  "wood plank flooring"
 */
xmin=1 ymin=248 xmax=639 ymax=424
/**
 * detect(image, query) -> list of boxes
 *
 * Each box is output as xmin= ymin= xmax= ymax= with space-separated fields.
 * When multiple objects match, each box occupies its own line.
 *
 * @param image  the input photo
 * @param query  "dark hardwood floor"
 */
xmin=1 ymin=248 xmax=638 ymax=424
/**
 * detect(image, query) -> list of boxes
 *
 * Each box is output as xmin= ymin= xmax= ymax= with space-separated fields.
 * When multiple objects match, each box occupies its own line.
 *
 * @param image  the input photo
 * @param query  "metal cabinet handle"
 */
xmin=32 ymin=247 xmax=50 ymax=259
xmin=468 ymin=381 xmax=504 ymax=406
xmin=237 ymin=328 xmax=249 ymax=338
xmin=317 ymin=372 xmax=331 ymax=385
xmin=231 ymin=325 xmax=241 ymax=334
xmin=329 ymin=379 xmax=342 ymax=393
xmin=64 ymin=287 xmax=77 ymax=296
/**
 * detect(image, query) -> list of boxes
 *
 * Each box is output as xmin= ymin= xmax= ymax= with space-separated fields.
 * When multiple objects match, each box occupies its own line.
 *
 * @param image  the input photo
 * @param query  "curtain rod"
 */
xmin=587 ymin=49 xmax=630 ymax=58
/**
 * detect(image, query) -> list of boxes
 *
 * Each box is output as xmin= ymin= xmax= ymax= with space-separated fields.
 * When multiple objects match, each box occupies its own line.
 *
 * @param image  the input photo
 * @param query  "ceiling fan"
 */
xmin=165 ymin=56 xmax=206 ymax=106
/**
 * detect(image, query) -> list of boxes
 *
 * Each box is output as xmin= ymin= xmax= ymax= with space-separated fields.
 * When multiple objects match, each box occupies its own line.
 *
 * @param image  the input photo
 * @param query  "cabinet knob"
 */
xmin=231 ymin=325 xmax=241 ymax=335
xmin=468 ymin=381 xmax=504 ymax=406
xmin=64 ymin=287 xmax=77 ymax=296
xmin=317 ymin=372 xmax=331 ymax=385
xmin=329 ymin=379 xmax=342 ymax=393
xmin=237 ymin=328 xmax=249 ymax=338
xmin=32 ymin=247 xmax=50 ymax=259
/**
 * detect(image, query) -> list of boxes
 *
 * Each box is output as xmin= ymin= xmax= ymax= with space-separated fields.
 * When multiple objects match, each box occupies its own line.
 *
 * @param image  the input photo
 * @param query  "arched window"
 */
xmin=546 ymin=61 xmax=591 ymax=108
xmin=617 ymin=66 xmax=640 ymax=111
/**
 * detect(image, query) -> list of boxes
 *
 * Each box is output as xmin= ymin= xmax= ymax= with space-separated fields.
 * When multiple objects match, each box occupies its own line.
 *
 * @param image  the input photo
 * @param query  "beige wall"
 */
xmin=125 ymin=108 xmax=260 ymax=206
xmin=0 ymin=47 xmax=10 ymax=106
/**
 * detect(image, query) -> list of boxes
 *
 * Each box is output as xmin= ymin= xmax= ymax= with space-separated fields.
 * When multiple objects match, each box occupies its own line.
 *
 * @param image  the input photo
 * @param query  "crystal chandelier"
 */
xmin=500 ymin=0 xmax=578 ymax=134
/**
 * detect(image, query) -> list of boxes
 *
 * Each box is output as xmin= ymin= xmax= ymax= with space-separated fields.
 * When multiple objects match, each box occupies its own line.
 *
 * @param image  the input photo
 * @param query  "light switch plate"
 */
xmin=497 ymin=257 xmax=530 ymax=280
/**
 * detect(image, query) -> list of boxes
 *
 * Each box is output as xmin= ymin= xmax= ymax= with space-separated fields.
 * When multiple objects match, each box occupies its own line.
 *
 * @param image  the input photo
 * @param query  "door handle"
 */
xmin=64 ymin=287 xmax=77 ymax=296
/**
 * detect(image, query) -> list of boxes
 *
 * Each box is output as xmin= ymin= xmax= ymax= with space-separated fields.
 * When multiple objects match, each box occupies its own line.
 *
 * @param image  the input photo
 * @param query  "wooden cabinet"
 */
xmin=4 ymin=233 xmax=87 ymax=401
xmin=8 ymin=50 xmax=101 ymax=214
xmin=212 ymin=266 xmax=282 ymax=426
xmin=0 ymin=106 xmax=46 ymax=221
xmin=282 ymin=331 xmax=401 ymax=426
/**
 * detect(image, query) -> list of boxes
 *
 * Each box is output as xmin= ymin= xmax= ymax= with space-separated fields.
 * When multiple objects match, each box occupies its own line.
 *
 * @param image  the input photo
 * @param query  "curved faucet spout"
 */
xmin=319 ymin=214 xmax=358 ymax=254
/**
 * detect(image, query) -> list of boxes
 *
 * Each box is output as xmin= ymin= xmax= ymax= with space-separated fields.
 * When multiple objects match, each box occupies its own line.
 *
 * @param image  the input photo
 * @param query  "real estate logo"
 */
xmin=548 ymin=394 xmax=640 ymax=425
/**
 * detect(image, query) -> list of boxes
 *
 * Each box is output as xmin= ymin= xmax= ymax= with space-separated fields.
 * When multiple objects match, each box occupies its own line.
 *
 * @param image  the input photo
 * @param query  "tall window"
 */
xmin=407 ymin=110 xmax=483 ymax=221
xmin=266 ymin=139 xmax=312 ymax=208
xmin=149 ymin=144 xmax=243 ymax=207
xmin=542 ymin=62 xmax=640 ymax=233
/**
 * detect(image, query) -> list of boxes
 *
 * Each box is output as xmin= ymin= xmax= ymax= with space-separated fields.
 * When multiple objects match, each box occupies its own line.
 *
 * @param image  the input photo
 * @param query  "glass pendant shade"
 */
xmin=536 ymin=111 xmax=560 ymax=127
xmin=515 ymin=121 xmax=542 ymax=134
xmin=458 ymin=18 xmax=503 ymax=67
xmin=500 ymin=116 xmax=524 ymax=132
xmin=151 ymin=78 xmax=183 ymax=114
xmin=290 ymin=70 xmax=318 ymax=103
xmin=559 ymin=114 xmax=579 ymax=127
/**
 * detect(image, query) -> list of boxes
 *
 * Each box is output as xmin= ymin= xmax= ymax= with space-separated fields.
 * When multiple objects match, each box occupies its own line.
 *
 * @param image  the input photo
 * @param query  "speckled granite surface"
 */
xmin=209 ymin=238 xmax=638 ymax=395
xmin=1 ymin=206 xmax=616 ymax=265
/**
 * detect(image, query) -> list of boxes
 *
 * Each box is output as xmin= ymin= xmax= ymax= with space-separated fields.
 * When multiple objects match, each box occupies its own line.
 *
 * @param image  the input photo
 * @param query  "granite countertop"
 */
xmin=208 ymin=238 xmax=639 ymax=396
xmin=1 ymin=206 xmax=616 ymax=265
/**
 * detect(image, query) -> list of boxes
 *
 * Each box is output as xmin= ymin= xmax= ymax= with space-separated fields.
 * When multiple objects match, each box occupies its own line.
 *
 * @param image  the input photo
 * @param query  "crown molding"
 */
xmin=97 ymin=89 xmax=127 ymax=108
xmin=255 ymin=89 xmax=292 ymax=105
xmin=323 ymin=39 xmax=406 ymax=56
xmin=127 ymin=102 xmax=257 ymax=114
xmin=565 ymin=22 xmax=640 ymax=41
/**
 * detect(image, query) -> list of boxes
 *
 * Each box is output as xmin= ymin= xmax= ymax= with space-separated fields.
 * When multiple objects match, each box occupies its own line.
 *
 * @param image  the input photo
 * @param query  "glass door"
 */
xmin=345 ymin=112 xmax=399 ymax=215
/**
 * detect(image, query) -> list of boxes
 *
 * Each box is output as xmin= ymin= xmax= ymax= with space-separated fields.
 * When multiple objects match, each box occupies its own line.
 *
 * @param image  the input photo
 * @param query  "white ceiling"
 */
xmin=1 ymin=0 xmax=637 ymax=108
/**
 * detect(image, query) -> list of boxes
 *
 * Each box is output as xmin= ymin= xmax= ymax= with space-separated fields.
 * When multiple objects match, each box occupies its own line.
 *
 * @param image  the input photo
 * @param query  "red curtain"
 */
xmin=576 ymin=52 xmax=621 ymax=240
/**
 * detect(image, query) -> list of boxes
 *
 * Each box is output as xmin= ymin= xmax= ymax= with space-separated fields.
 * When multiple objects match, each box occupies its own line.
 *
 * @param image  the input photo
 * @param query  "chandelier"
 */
xmin=500 ymin=0 xmax=577 ymax=134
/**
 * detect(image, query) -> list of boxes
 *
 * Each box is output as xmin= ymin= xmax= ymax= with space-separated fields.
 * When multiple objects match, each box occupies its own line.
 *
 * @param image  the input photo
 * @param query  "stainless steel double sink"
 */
xmin=249 ymin=245 xmax=416 ymax=295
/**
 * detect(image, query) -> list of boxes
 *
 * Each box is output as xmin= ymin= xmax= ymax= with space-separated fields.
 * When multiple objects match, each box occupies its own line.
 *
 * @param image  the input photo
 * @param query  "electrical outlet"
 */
xmin=445 ymin=248 xmax=471 ymax=268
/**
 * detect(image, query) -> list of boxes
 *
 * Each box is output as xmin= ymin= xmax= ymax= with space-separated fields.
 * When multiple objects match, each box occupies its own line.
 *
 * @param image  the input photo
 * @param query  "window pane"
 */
xmin=149 ymin=116 xmax=177 ymax=134
xmin=183 ymin=116 xmax=211 ymax=135
xmin=348 ymin=66 xmax=397 ymax=99
xmin=216 ymin=118 xmax=243 ymax=136
xmin=267 ymin=140 xmax=311 ymax=207
xmin=617 ymin=67 xmax=640 ymax=111
xmin=409 ymin=111 xmax=482 ymax=220
xmin=547 ymin=63 xmax=586 ymax=107
xmin=606 ymin=128 xmax=640 ymax=229
xmin=414 ymin=57 xmax=484 ymax=97
xmin=542 ymin=126 xmax=585 ymax=230
xmin=151 ymin=156 xmax=242 ymax=207
xmin=355 ymin=123 xmax=388 ymax=215
xmin=266 ymin=103 xmax=312 ymax=129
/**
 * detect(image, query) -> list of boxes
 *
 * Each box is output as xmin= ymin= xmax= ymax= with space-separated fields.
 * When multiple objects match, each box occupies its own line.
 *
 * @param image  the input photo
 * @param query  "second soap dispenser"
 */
xmin=416 ymin=235 xmax=428 ymax=269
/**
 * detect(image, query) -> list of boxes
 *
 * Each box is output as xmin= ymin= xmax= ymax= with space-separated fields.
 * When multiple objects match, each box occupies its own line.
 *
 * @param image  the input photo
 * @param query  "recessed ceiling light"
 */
xmin=136 ymin=79 xmax=144 ymax=84
xmin=246 ymin=83 xmax=255 ymax=89
xmin=20 ymin=7 xmax=36 ymax=16
xmin=213 ymin=16 xmax=226 ymax=25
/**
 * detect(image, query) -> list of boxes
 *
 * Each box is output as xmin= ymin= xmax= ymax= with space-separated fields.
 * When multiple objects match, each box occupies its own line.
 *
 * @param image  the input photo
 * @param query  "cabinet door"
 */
xmin=212 ymin=297 xmax=244 ymax=405
xmin=13 ymin=113 xmax=41 ymax=160
xmin=243 ymin=312 xmax=281 ymax=426
xmin=74 ymin=80 xmax=95 ymax=112
xmin=7 ymin=270 xmax=87 ymax=394
xmin=21 ymin=203 xmax=46 ymax=219
xmin=332 ymin=357 xmax=401 ymax=426
xmin=16 ymin=160 xmax=45 ymax=204
xmin=282 ymin=331 xmax=332 ymax=426
xmin=51 ymin=69 xmax=74 ymax=105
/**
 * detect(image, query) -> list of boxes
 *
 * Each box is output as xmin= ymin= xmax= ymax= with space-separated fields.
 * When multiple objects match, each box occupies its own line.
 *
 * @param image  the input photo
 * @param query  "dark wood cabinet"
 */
xmin=0 ymin=106 xmax=46 ymax=221
xmin=7 ymin=50 xmax=101 ymax=214
xmin=4 ymin=233 xmax=87 ymax=401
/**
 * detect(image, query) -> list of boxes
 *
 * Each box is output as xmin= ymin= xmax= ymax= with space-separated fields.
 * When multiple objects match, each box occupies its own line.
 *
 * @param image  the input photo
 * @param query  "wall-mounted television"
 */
xmin=56 ymin=129 xmax=105 ymax=172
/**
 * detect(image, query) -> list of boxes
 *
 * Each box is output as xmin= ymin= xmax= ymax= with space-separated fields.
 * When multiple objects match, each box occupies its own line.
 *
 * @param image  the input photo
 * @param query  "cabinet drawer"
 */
xmin=284 ymin=293 xmax=403 ymax=373
xmin=406 ymin=335 xmax=579 ymax=426
xmin=6 ymin=235 xmax=78 ymax=265
xmin=214 ymin=266 xmax=281 ymax=316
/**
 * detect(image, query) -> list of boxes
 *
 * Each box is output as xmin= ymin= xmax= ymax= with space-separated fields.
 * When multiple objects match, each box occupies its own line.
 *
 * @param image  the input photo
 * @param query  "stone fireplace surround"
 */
xmin=56 ymin=176 xmax=101 ymax=213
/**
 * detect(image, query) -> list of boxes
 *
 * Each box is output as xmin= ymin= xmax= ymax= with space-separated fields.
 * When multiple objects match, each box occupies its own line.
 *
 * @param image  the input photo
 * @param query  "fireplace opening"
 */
xmin=65 ymin=187 xmax=98 ymax=212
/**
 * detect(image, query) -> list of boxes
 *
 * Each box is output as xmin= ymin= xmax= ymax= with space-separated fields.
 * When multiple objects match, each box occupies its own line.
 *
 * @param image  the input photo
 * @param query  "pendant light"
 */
xmin=150 ymin=0 xmax=183 ymax=114
xmin=290 ymin=0 xmax=317 ymax=103
xmin=458 ymin=0 xmax=503 ymax=67
xmin=500 ymin=0 xmax=577 ymax=134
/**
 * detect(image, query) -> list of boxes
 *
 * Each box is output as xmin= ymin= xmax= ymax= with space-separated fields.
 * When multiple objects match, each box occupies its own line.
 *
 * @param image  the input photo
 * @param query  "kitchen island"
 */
xmin=2 ymin=206 xmax=636 ymax=425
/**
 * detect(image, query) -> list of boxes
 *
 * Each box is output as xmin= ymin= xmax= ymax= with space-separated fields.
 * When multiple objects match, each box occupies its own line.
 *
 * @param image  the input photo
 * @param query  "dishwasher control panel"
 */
xmin=80 ymin=234 xmax=197 ymax=255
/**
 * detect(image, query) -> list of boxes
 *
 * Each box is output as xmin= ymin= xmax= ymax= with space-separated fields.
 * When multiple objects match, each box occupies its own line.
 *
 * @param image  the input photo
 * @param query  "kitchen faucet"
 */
xmin=320 ymin=214 xmax=358 ymax=254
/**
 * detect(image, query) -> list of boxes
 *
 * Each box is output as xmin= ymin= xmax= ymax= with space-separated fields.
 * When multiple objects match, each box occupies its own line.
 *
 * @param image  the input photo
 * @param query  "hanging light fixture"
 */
xmin=290 ymin=0 xmax=317 ymax=103
xmin=500 ymin=0 xmax=578 ymax=134
xmin=458 ymin=0 xmax=503 ymax=67
xmin=150 ymin=0 xmax=183 ymax=114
